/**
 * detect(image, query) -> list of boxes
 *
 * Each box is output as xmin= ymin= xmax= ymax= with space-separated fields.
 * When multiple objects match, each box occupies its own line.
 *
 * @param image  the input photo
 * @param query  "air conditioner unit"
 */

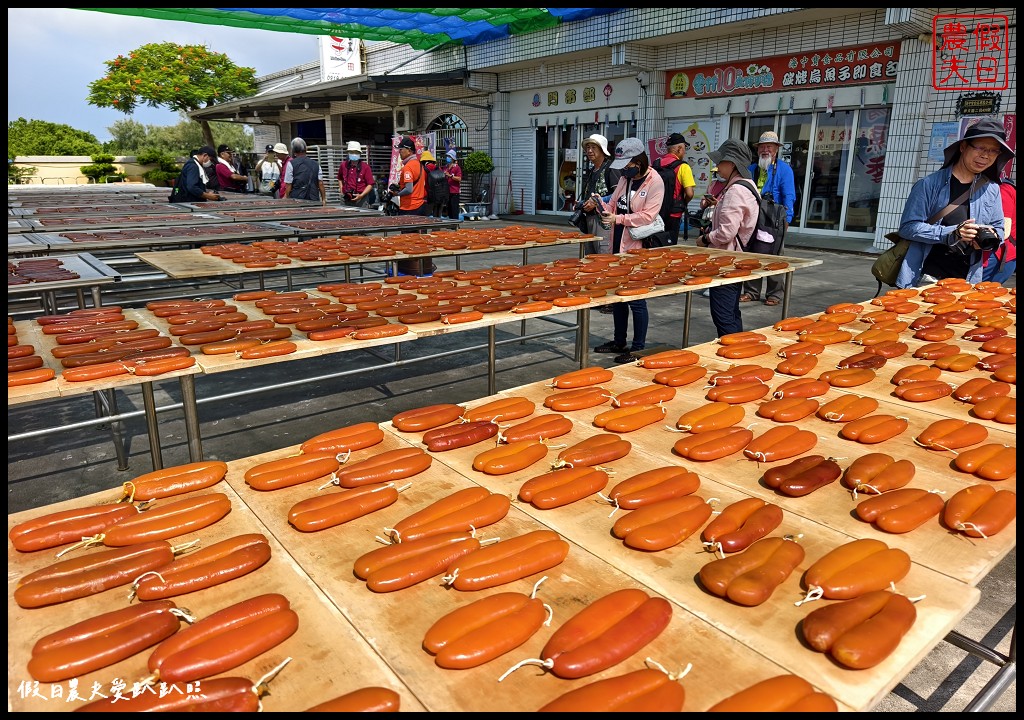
xmin=394 ymin=105 xmax=417 ymax=133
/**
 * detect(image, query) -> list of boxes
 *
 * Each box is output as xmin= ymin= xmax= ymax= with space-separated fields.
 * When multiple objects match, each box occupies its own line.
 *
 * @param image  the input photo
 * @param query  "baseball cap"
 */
xmin=273 ymin=142 xmax=288 ymax=154
xmin=217 ymin=144 xmax=232 ymax=155
xmin=667 ymin=132 xmax=689 ymax=148
xmin=197 ymin=145 xmax=216 ymax=158
xmin=346 ymin=140 xmax=362 ymax=153
xmin=265 ymin=144 xmax=274 ymax=153
xmin=397 ymin=136 xmax=416 ymax=151
xmin=610 ymin=137 xmax=646 ymax=169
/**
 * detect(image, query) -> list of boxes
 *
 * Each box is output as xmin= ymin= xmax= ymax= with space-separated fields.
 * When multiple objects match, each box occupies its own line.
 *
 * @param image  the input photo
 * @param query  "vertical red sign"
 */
xmin=932 ymin=14 xmax=1009 ymax=91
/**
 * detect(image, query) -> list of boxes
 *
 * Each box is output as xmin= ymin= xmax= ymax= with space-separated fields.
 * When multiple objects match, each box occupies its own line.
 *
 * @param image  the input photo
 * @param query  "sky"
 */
xmin=7 ymin=8 xmax=319 ymax=142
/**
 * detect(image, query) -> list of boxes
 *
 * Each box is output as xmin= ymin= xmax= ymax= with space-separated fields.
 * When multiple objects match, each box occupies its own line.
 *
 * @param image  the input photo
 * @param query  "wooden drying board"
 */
xmin=222 ymin=435 xmax=810 ymax=712
xmin=492 ymin=359 xmax=1015 ymax=587
xmin=133 ymin=234 xmax=590 ymax=282
xmin=385 ymin=416 xmax=980 ymax=711
xmin=7 ymin=481 xmax=424 ymax=712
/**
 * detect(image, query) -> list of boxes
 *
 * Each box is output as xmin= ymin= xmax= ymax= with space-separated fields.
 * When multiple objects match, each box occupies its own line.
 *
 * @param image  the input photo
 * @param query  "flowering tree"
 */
xmin=87 ymin=42 xmax=257 ymax=149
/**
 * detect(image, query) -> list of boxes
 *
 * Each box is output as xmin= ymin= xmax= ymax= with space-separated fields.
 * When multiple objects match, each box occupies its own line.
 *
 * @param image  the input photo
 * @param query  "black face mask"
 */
xmin=622 ymin=166 xmax=639 ymax=179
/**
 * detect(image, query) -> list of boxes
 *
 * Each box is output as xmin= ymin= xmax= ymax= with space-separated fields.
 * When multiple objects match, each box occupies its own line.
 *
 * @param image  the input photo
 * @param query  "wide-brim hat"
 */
xmin=582 ymin=134 xmax=610 ymax=157
xmin=942 ymin=117 xmax=1015 ymax=181
xmin=756 ymin=131 xmax=782 ymax=146
xmin=419 ymin=150 xmax=436 ymax=162
xmin=709 ymin=139 xmax=753 ymax=179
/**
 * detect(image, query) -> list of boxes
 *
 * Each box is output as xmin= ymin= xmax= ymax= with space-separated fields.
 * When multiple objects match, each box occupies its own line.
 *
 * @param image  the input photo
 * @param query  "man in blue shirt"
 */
xmin=170 ymin=146 xmax=221 ymax=202
xmin=740 ymin=131 xmax=796 ymax=306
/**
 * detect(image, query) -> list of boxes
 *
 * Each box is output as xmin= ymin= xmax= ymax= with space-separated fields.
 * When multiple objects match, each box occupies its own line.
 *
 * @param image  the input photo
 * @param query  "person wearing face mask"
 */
xmin=338 ymin=140 xmax=375 ymax=207
xmin=256 ymin=145 xmax=282 ymax=196
xmin=739 ymin=131 xmax=795 ymax=306
xmin=593 ymin=137 xmax=665 ymax=364
xmin=170 ymin=146 xmax=222 ymax=202
xmin=696 ymin=139 xmax=760 ymax=336
xmin=442 ymin=149 xmax=463 ymax=219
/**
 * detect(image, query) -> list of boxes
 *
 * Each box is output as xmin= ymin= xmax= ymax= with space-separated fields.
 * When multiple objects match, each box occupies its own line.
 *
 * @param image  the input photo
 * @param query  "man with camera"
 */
xmin=338 ymin=140 xmax=375 ymax=207
xmin=896 ymin=118 xmax=1014 ymax=287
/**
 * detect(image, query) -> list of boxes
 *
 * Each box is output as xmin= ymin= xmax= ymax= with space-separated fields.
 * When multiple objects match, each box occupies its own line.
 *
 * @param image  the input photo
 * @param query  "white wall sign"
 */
xmin=319 ymin=36 xmax=362 ymax=82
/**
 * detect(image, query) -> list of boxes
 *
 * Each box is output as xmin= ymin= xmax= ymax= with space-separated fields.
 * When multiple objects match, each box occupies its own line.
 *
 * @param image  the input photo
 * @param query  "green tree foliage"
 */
xmin=87 ymin=42 xmax=257 ymax=149
xmin=8 ymin=164 xmax=36 ymax=185
xmin=464 ymin=150 xmax=495 ymax=201
xmin=107 ymin=118 xmax=149 ymax=154
xmin=80 ymin=153 xmax=124 ymax=183
xmin=106 ymin=114 xmax=254 ymax=159
xmin=8 ymin=118 xmax=102 ymax=157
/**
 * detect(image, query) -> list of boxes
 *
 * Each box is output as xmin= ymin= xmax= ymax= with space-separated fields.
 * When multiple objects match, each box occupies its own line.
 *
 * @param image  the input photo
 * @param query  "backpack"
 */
xmin=735 ymin=180 xmax=787 ymax=254
xmin=654 ymin=157 xmax=685 ymax=218
xmin=425 ymin=166 xmax=449 ymax=205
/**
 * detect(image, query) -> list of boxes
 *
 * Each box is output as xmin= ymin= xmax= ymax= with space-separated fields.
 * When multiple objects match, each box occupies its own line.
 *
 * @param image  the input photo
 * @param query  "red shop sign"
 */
xmin=665 ymin=41 xmax=900 ymax=100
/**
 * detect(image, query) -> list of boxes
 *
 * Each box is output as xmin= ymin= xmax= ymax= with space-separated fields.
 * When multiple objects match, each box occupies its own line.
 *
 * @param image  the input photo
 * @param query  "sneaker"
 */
xmin=594 ymin=341 xmax=627 ymax=354
xmin=613 ymin=351 xmax=638 ymax=364
xmin=699 ymin=289 xmax=711 ymax=298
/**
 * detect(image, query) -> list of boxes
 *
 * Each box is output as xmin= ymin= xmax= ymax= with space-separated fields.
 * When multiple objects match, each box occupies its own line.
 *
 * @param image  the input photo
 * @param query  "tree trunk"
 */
xmin=200 ymin=120 xmax=216 ymax=150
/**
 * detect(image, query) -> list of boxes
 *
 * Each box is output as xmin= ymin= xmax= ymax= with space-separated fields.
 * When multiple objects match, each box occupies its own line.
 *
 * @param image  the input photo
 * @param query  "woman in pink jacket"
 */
xmin=594 ymin=137 xmax=666 ymax=363
xmin=696 ymin=139 xmax=760 ymax=336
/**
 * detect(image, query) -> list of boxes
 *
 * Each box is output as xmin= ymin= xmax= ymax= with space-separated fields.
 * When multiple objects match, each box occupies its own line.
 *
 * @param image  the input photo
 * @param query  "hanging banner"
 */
xmin=666 ymin=41 xmax=900 ymax=99
xmin=319 ymin=36 xmax=362 ymax=82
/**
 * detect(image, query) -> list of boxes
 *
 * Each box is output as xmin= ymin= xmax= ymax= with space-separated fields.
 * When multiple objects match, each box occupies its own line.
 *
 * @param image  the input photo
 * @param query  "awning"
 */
xmin=83 ymin=8 xmax=621 ymax=50
xmin=187 ymin=70 xmax=482 ymax=123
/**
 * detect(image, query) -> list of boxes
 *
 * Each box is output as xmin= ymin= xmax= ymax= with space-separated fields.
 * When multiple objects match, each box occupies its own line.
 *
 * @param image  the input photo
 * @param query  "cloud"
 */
xmin=7 ymin=8 xmax=317 ymax=141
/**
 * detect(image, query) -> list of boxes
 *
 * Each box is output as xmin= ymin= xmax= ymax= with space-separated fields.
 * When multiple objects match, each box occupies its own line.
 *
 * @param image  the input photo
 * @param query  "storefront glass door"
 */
xmin=780 ymin=113 xmax=811 ymax=227
xmin=807 ymin=111 xmax=854 ymax=231
xmin=844 ymin=108 xmax=890 ymax=232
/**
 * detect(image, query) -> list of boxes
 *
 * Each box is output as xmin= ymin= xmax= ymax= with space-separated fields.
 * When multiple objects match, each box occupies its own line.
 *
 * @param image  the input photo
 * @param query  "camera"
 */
xmin=974 ymin=225 xmax=1000 ymax=252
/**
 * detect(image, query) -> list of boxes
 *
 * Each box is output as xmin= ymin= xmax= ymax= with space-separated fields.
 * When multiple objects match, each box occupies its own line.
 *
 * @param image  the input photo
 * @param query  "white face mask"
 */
xmin=202 ymin=160 xmax=213 ymax=168
xmin=348 ymin=154 xmax=361 ymax=162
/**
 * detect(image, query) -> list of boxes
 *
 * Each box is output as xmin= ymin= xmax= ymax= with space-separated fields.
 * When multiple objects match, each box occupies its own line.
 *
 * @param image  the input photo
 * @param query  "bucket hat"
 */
xmin=273 ymin=142 xmax=288 ymax=154
xmin=709 ymin=139 xmax=753 ymax=179
xmin=610 ymin=137 xmax=646 ymax=169
xmin=582 ymin=134 xmax=610 ymax=157
xmin=346 ymin=140 xmax=362 ymax=153
xmin=419 ymin=149 xmax=436 ymax=162
xmin=943 ymin=117 xmax=1015 ymax=181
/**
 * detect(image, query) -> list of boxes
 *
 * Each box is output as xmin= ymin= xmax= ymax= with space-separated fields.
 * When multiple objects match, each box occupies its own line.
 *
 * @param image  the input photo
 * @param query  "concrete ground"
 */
xmin=7 ymin=221 xmax=1015 ymax=712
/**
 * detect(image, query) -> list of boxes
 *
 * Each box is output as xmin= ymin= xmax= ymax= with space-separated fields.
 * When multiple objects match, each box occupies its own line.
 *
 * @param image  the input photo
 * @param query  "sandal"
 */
xmin=764 ymin=297 xmax=781 ymax=306
xmin=738 ymin=293 xmax=756 ymax=303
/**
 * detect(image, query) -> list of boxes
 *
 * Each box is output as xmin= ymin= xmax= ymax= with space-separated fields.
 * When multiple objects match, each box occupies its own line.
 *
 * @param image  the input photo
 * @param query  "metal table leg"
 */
xmin=97 ymin=388 xmax=129 ymax=471
xmin=682 ymin=291 xmax=694 ymax=348
xmin=179 ymin=375 xmax=203 ymax=462
xmin=91 ymin=286 xmax=103 ymax=309
xmin=487 ymin=325 xmax=497 ymax=395
xmin=141 ymin=381 xmax=163 ymax=470
xmin=780 ymin=272 xmax=794 ymax=319
xmin=286 ymin=268 xmax=294 ymax=291
xmin=578 ymin=308 xmax=591 ymax=368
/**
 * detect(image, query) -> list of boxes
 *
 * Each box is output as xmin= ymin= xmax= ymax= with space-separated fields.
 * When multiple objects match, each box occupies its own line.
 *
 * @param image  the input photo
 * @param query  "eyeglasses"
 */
xmin=967 ymin=142 xmax=1000 ymax=158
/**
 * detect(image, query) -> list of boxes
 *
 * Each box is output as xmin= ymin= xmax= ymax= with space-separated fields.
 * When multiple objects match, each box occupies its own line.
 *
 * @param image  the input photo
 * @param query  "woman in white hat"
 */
xmin=576 ymin=134 xmax=622 ymax=255
xmin=337 ymin=140 xmax=375 ymax=207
